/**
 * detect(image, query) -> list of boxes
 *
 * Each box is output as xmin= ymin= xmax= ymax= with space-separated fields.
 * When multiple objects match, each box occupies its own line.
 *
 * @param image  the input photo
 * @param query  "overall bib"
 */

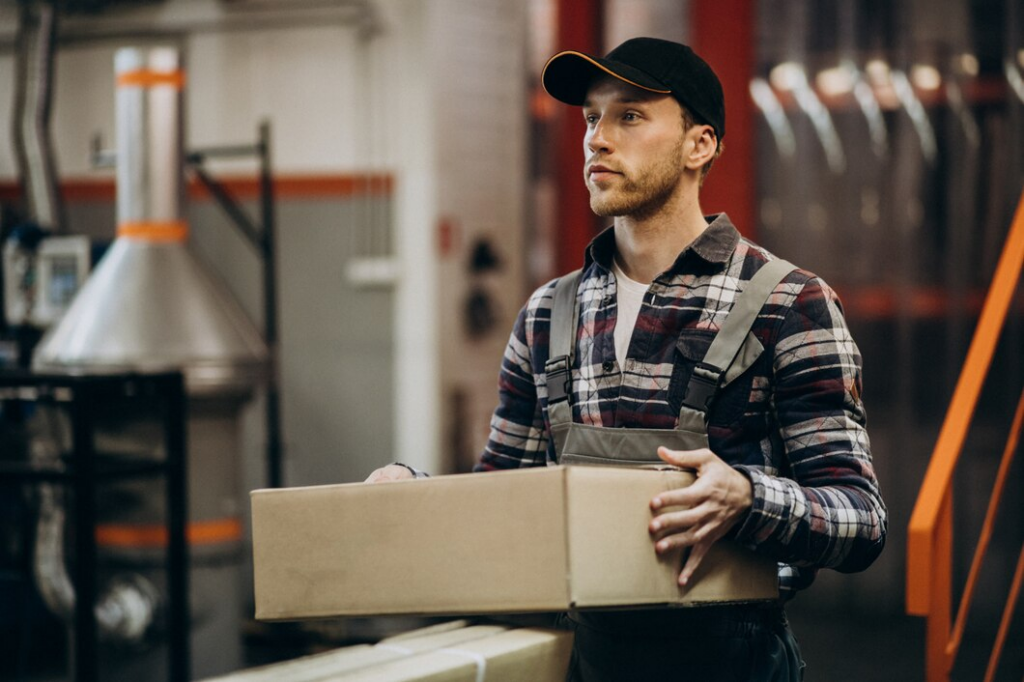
xmin=544 ymin=258 xmax=804 ymax=682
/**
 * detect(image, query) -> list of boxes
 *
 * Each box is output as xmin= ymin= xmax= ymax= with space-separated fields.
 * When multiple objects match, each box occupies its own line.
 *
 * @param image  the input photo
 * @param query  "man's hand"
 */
xmin=364 ymin=464 xmax=416 ymax=483
xmin=648 ymin=446 xmax=753 ymax=586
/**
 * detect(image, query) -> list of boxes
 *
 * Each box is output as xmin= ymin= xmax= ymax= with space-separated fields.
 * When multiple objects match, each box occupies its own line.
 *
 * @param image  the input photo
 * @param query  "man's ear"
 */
xmin=684 ymin=126 xmax=717 ymax=171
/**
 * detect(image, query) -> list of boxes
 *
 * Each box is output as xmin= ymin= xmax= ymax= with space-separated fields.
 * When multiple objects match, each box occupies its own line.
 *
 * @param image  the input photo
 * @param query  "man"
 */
xmin=369 ymin=37 xmax=886 ymax=681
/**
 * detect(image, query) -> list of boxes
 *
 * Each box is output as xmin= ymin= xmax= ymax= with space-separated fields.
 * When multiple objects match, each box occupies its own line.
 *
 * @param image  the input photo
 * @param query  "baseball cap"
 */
xmin=542 ymin=37 xmax=725 ymax=139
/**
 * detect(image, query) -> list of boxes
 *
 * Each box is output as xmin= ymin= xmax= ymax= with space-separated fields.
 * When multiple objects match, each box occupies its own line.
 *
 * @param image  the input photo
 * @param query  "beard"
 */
xmin=587 ymin=136 xmax=686 ymax=220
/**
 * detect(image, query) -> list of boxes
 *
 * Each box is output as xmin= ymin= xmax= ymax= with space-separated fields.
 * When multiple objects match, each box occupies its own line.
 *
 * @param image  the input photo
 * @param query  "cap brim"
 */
xmin=541 ymin=51 xmax=671 ymax=105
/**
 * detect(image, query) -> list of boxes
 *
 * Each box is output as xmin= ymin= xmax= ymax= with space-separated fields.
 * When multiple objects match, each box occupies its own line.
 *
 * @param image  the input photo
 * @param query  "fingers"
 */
xmin=656 ymin=446 xmax=713 ymax=470
xmin=364 ymin=465 xmax=415 ymax=483
xmin=650 ymin=481 xmax=705 ymax=511
xmin=650 ymin=516 xmax=717 ymax=587
xmin=679 ymin=541 xmax=712 ymax=586
xmin=648 ymin=504 xmax=711 ymax=540
xmin=649 ymin=448 xmax=755 ymax=588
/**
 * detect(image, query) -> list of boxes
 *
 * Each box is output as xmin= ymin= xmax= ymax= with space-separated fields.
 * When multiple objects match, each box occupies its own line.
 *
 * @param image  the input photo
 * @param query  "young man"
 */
xmin=370 ymin=37 xmax=886 ymax=681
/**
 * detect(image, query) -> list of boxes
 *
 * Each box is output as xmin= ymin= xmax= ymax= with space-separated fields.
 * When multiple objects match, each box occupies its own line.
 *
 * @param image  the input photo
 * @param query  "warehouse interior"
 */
xmin=0 ymin=0 xmax=1021 ymax=680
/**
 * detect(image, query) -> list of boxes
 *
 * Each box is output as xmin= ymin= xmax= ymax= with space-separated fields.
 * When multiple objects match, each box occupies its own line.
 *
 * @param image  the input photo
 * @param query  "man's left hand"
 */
xmin=648 ymin=446 xmax=753 ymax=586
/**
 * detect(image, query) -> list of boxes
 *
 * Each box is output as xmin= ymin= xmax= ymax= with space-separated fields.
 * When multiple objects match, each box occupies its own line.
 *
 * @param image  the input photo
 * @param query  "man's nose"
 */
xmin=587 ymin=119 xmax=613 ymax=154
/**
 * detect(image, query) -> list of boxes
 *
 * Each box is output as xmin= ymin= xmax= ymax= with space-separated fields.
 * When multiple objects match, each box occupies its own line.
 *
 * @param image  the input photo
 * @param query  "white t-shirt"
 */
xmin=611 ymin=258 xmax=649 ymax=365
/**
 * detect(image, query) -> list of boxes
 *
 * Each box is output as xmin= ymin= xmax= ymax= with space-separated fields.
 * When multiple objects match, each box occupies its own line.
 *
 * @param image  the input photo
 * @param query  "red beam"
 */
xmin=554 ymin=0 xmax=603 ymax=274
xmin=691 ymin=0 xmax=756 ymax=240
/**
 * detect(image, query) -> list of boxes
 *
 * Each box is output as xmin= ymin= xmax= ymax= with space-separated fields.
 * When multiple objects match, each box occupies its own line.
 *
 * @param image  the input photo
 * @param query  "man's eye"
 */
xmin=623 ymin=112 xmax=639 ymax=122
xmin=584 ymin=113 xmax=599 ymax=125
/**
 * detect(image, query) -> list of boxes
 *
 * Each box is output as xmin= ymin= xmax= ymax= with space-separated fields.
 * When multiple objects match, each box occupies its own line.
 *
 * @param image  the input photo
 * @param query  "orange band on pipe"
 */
xmin=96 ymin=517 xmax=243 ymax=548
xmin=117 ymin=221 xmax=189 ymax=242
xmin=116 ymin=70 xmax=186 ymax=89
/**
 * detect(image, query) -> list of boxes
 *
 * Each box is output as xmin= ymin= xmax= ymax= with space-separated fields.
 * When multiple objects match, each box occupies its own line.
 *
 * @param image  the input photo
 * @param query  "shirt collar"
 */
xmin=584 ymin=213 xmax=740 ymax=273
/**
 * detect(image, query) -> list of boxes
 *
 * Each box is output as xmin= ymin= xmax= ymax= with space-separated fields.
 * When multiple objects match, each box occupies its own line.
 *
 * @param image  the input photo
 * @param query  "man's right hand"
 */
xmin=364 ymin=464 xmax=416 ymax=483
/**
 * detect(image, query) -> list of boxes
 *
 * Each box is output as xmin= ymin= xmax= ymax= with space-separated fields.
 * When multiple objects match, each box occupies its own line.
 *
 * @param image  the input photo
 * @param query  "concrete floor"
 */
xmin=787 ymin=601 xmax=1024 ymax=682
xmin=5 ymin=594 xmax=1021 ymax=680
xmin=787 ymin=604 xmax=926 ymax=682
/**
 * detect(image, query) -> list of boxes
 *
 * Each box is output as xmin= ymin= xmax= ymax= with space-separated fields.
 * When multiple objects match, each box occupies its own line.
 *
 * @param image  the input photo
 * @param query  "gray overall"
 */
xmin=544 ymin=258 xmax=805 ymax=682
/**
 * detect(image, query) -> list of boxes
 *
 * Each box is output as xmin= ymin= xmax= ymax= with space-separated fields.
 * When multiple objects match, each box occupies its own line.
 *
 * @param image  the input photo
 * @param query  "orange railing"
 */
xmin=907 ymin=188 xmax=1024 ymax=682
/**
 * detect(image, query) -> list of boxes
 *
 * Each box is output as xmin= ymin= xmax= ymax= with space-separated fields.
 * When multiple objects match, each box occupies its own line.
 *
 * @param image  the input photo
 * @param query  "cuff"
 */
xmin=731 ymin=465 xmax=784 ymax=545
xmin=393 ymin=462 xmax=430 ymax=479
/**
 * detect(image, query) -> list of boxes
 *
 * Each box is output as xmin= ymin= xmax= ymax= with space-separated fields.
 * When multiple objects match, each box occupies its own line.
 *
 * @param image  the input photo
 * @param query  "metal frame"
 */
xmin=187 ymin=122 xmax=284 ymax=489
xmin=907 ymin=190 xmax=1024 ymax=681
xmin=0 ymin=371 xmax=190 ymax=682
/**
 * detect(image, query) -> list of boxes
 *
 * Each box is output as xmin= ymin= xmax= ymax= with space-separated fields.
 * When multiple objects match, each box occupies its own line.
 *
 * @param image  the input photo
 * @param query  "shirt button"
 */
xmin=602 ymin=360 xmax=615 ymax=372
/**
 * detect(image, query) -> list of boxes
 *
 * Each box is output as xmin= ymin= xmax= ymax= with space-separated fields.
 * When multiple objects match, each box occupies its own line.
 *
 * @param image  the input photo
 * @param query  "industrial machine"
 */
xmin=1 ymin=44 xmax=268 ymax=681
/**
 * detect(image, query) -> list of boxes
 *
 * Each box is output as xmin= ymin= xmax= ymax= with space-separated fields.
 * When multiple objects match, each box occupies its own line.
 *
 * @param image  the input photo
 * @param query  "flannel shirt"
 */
xmin=477 ymin=214 xmax=887 ymax=598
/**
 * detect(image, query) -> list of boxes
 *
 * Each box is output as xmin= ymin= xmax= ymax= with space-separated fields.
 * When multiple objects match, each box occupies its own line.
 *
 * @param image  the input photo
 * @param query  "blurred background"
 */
xmin=0 ymin=0 xmax=1020 ymax=680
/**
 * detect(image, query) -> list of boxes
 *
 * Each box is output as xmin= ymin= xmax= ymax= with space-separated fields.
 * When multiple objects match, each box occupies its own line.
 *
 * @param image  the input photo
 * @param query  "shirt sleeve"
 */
xmin=475 ymin=296 xmax=551 ymax=471
xmin=733 ymin=275 xmax=887 ymax=573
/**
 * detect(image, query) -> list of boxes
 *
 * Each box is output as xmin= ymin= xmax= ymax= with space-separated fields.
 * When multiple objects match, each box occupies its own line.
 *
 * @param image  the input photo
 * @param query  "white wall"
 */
xmin=430 ymin=0 xmax=528 ymax=469
xmin=0 ymin=0 xmax=528 ymax=479
xmin=0 ymin=27 xmax=381 ymax=178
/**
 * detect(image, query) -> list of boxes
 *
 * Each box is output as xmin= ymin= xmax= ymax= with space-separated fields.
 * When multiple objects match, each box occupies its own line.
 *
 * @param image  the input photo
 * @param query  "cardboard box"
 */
xmin=339 ymin=627 xmax=573 ymax=682
xmin=200 ymin=622 xmax=506 ymax=681
xmin=252 ymin=466 xmax=777 ymax=621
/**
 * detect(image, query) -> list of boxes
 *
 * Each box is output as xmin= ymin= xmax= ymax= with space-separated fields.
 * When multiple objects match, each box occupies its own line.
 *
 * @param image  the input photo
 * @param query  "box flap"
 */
xmin=564 ymin=467 xmax=778 ymax=607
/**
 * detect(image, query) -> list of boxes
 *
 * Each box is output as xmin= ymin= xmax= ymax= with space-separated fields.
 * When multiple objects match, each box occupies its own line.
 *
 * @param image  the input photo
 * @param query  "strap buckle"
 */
xmin=544 ymin=356 xmax=572 ymax=403
xmin=681 ymin=362 xmax=722 ymax=412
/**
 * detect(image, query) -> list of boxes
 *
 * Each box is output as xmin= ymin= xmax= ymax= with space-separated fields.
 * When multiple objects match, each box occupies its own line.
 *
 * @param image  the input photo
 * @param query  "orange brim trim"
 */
xmin=542 ymin=51 xmax=672 ymax=98
xmin=96 ymin=517 xmax=243 ymax=548
xmin=117 ymin=70 xmax=186 ymax=89
xmin=118 ymin=220 xmax=189 ymax=242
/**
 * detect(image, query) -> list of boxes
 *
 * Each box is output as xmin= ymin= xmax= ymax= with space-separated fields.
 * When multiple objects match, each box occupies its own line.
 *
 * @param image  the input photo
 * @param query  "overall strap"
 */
xmin=681 ymin=258 xmax=796 ymax=414
xmin=544 ymin=269 xmax=582 ymax=427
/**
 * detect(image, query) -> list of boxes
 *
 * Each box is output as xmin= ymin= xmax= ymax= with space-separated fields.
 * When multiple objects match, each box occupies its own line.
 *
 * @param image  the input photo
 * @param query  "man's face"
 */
xmin=582 ymin=78 xmax=692 ymax=219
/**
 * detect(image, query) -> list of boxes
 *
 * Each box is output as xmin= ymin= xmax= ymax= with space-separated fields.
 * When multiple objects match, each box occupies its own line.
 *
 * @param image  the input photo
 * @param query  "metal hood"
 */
xmin=33 ymin=46 xmax=266 ymax=395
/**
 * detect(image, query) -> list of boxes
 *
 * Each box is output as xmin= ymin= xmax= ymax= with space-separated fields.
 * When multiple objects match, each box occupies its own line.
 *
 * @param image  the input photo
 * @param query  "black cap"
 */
xmin=542 ymin=37 xmax=725 ymax=139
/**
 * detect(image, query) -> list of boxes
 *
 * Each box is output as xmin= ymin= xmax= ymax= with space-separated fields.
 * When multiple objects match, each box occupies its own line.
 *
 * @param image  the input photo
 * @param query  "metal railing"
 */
xmin=906 ymin=189 xmax=1024 ymax=682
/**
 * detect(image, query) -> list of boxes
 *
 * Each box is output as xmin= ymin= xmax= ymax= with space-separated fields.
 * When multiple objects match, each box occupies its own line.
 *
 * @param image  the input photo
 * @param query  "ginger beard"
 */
xmin=586 ymin=131 xmax=688 ymax=220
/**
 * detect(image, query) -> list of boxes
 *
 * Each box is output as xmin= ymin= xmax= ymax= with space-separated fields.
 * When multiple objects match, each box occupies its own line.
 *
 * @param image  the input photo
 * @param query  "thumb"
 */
xmin=657 ymin=446 xmax=707 ymax=472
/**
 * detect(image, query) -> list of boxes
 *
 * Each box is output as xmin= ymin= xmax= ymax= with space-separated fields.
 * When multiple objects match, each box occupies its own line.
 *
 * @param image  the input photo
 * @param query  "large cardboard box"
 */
xmin=339 ymin=627 xmax=573 ymax=682
xmin=252 ymin=466 xmax=777 ymax=621
xmin=201 ymin=624 xmax=571 ymax=682
xmin=200 ymin=622 xmax=505 ymax=681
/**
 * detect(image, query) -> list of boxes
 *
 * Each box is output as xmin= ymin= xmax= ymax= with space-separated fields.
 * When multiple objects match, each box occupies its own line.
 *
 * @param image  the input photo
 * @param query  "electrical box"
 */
xmin=3 ymin=235 xmax=91 ymax=328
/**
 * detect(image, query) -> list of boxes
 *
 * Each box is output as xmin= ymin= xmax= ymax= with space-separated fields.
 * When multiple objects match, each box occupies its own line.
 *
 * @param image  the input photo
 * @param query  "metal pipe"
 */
xmin=11 ymin=1 xmax=64 ymax=231
xmin=0 ymin=0 xmax=381 ymax=52
xmin=259 ymin=121 xmax=284 ymax=489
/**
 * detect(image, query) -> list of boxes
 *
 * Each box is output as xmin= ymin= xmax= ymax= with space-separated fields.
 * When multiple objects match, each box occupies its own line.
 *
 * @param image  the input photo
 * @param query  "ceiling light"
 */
xmin=816 ymin=65 xmax=855 ymax=96
xmin=958 ymin=53 xmax=979 ymax=76
xmin=911 ymin=64 xmax=942 ymax=90
xmin=866 ymin=59 xmax=892 ymax=87
xmin=769 ymin=61 xmax=806 ymax=91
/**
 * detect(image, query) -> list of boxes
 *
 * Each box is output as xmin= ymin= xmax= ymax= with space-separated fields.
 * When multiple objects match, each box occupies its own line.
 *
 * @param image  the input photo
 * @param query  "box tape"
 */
xmin=436 ymin=648 xmax=488 ymax=682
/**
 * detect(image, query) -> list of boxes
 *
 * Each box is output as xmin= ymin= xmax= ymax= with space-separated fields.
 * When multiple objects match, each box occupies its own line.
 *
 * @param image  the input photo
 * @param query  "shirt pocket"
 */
xmin=669 ymin=329 xmax=765 ymax=427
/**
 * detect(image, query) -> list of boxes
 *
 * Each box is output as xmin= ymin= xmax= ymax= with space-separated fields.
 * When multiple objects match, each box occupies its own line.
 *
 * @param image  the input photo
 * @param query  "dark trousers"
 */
xmin=559 ymin=605 xmax=805 ymax=682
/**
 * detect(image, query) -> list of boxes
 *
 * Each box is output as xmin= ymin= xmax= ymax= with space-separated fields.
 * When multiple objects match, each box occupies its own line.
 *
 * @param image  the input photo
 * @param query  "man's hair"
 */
xmin=681 ymin=107 xmax=723 ymax=186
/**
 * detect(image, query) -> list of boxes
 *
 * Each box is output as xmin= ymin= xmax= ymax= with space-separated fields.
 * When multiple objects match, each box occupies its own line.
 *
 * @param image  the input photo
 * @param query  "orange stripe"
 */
xmin=0 ymin=174 xmax=396 ymax=204
xmin=118 ymin=220 xmax=189 ymax=242
xmin=542 ymin=51 xmax=672 ymax=98
xmin=117 ymin=70 xmax=186 ymax=89
xmin=96 ymin=517 xmax=243 ymax=548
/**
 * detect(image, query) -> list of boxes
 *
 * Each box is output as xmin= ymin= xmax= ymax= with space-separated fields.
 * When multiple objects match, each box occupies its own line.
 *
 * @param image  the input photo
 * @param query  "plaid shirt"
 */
xmin=477 ymin=214 xmax=887 ymax=598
